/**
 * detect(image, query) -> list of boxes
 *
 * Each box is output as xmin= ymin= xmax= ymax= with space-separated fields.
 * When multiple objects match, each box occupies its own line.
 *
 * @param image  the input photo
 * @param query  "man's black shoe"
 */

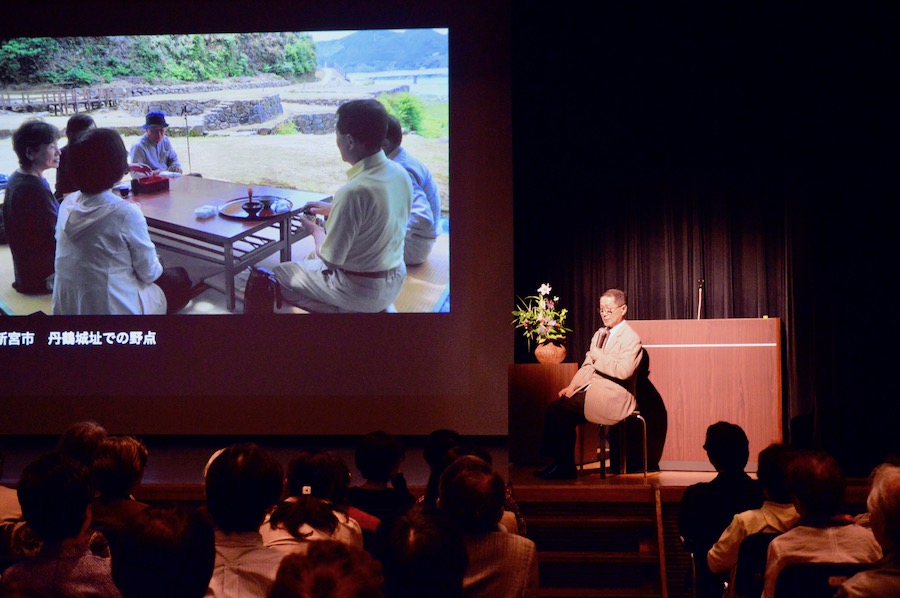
xmin=533 ymin=462 xmax=577 ymax=480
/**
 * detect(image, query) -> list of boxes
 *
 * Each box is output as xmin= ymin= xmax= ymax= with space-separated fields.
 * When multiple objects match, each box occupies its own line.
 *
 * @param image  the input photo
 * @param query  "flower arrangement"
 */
xmin=511 ymin=283 xmax=571 ymax=350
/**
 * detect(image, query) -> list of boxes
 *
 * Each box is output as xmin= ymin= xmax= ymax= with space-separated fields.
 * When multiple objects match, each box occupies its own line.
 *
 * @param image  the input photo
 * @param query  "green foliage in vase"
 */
xmin=511 ymin=283 xmax=571 ymax=351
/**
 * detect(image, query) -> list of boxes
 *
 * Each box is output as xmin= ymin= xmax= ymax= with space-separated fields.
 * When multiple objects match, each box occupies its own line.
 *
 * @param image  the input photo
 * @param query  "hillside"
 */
xmin=315 ymin=29 xmax=448 ymax=73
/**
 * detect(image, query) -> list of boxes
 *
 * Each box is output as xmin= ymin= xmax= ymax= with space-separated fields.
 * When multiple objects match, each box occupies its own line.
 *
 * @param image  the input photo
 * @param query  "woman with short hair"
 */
xmin=1 ymin=119 xmax=60 ymax=295
xmin=52 ymin=127 xmax=191 ymax=314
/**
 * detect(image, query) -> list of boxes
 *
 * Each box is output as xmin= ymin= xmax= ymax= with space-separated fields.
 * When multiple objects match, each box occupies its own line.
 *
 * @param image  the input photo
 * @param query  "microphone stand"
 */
xmin=182 ymin=104 xmax=192 ymax=175
xmin=696 ymin=278 xmax=704 ymax=320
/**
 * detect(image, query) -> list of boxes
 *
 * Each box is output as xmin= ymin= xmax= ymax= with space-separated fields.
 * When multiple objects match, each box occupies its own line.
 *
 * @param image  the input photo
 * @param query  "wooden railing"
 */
xmin=0 ymin=87 xmax=126 ymax=115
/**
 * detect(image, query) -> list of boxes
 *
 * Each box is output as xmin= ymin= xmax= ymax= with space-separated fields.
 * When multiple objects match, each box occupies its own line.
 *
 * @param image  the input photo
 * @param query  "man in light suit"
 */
xmin=535 ymin=288 xmax=643 ymax=480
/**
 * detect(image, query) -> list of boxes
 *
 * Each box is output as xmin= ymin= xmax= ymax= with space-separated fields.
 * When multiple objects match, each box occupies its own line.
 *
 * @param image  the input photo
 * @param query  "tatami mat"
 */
xmin=1 ymin=232 xmax=450 ymax=316
xmin=395 ymin=233 xmax=449 ymax=313
xmin=0 ymin=244 xmax=52 ymax=316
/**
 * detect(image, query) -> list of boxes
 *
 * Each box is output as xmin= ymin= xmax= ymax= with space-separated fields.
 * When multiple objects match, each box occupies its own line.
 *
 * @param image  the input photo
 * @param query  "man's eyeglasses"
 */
xmin=598 ymin=304 xmax=624 ymax=316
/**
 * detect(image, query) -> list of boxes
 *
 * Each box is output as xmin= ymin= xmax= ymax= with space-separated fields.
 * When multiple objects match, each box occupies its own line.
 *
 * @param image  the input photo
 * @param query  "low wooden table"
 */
xmin=131 ymin=176 xmax=331 ymax=311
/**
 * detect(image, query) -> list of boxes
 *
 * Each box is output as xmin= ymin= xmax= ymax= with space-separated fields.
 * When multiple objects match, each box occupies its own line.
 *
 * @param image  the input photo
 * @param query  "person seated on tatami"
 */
xmin=55 ymin=113 xmax=96 ymax=200
xmin=273 ymin=99 xmax=412 ymax=313
xmin=2 ymin=119 xmax=61 ymax=295
xmin=382 ymin=115 xmax=442 ymax=266
xmin=52 ymin=128 xmax=192 ymax=315
xmin=129 ymin=111 xmax=182 ymax=175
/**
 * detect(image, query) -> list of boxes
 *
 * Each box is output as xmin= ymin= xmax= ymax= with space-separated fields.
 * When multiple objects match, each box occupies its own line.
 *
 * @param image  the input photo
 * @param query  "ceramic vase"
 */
xmin=534 ymin=341 xmax=566 ymax=364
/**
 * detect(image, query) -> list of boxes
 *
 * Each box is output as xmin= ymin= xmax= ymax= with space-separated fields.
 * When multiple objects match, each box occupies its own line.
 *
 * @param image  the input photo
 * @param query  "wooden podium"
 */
xmin=508 ymin=363 xmax=600 ymax=466
xmin=629 ymin=318 xmax=783 ymax=469
xmin=508 ymin=318 xmax=783 ymax=470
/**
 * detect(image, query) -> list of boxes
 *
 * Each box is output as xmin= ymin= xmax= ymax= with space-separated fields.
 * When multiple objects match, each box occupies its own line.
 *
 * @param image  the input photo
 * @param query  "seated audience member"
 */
xmin=374 ymin=503 xmax=468 ymax=598
xmin=204 ymin=443 xmax=286 ymax=598
xmin=2 ymin=119 xmax=60 ymax=294
xmin=273 ymin=99 xmax=412 ymax=313
xmin=261 ymin=450 xmax=363 ymax=554
xmin=56 ymin=420 xmax=108 ymax=470
xmin=382 ymin=115 xmax=442 ymax=266
xmin=679 ymin=421 xmax=764 ymax=598
xmin=129 ymin=111 xmax=182 ymax=174
xmin=0 ymin=452 xmax=121 ymax=597
xmin=836 ymin=462 xmax=900 ymax=597
xmin=112 ymin=506 xmax=215 ymax=598
xmin=347 ymin=431 xmax=416 ymax=528
xmin=0 ymin=446 xmax=23 ymax=524
xmin=707 ymin=443 xmax=799 ymax=596
xmin=55 ymin=113 xmax=96 ymax=200
xmin=762 ymin=450 xmax=882 ymax=598
xmin=7 ymin=423 xmax=112 ymax=560
xmin=91 ymin=436 xmax=150 ymax=554
xmin=421 ymin=429 xmax=462 ymax=509
xmin=268 ymin=539 xmax=384 ymax=598
xmin=439 ymin=455 xmax=539 ymax=597
xmin=420 ymin=429 xmax=529 ymax=535
xmin=314 ymin=451 xmax=381 ymax=544
xmin=52 ymin=127 xmax=192 ymax=315
xmin=436 ymin=444 xmax=525 ymax=536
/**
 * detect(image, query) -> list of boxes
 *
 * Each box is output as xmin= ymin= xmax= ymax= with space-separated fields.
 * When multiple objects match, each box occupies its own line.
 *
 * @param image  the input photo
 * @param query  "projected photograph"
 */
xmin=0 ymin=29 xmax=449 ymax=316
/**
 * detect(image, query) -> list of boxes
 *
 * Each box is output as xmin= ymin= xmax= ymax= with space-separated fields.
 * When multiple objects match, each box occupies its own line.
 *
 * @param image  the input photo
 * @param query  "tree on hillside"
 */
xmin=0 ymin=37 xmax=60 ymax=84
xmin=0 ymin=33 xmax=317 ymax=86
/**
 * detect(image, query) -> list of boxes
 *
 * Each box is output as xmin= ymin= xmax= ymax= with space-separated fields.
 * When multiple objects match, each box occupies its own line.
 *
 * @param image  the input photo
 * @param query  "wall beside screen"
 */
xmin=0 ymin=1 xmax=513 ymax=436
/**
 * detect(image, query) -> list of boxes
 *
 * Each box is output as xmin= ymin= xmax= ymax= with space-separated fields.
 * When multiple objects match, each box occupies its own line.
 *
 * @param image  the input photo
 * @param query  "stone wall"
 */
xmin=256 ymin=112 xmax=337 ymax=135
xmin=282 ymin=85 xmax=411 ymax=107
xmin=203 ymin=95 xmax=284 ymax=130
xmin=118 ymin=98 xmax=220 ymax=118
xmin=125 ymin=80 xmax=291 ymax=97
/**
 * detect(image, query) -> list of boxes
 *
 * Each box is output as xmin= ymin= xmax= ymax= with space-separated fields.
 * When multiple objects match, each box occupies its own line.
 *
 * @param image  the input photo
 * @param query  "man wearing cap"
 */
xmin=129 ymin=111 xmax=182 ymax=174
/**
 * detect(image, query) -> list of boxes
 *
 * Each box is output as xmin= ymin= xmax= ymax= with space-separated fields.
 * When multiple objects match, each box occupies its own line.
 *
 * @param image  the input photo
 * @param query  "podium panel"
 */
xmin=508 ymin=363 xmax=600 ymax=466
xmin=629 ymin=318 xmax=782 ymax=469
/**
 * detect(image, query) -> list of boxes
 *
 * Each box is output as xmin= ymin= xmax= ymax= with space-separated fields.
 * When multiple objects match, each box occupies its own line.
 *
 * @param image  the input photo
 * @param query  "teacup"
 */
xmin=242 ymin=201 xmax=262 ymax=217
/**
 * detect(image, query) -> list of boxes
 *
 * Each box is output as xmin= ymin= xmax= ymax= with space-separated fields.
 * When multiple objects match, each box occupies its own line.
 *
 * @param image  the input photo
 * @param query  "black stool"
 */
xmin=578 ymin=410 xmax=647 ymax=478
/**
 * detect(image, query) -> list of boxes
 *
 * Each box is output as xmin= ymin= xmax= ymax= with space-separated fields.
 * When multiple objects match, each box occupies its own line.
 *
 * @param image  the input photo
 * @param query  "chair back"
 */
xmin=732 ymin=532 xmax=779 ymax=598
xmin=773 ymin=561 xmax=877 ymax=598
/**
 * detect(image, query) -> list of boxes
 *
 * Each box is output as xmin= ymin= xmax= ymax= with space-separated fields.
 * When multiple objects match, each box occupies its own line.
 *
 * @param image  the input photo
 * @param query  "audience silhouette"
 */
xmin=261 ymin=449 xmax=364 ymax=554
xmin=707 ymin=442 xmax=799 ymax=597
xmin=679 ymin=421 xmax=764 ymax=597
xmin=0 ymin=452 xmax=120 ymax=597
xmin=112 ymin=505 xmax=214 ymax=598
xmin=438 ymin=455 xmax=539 ymax=596
xmin=204 ymin=443 xmax=285 ymax=598
xmin=91 ymin=436 xmax=150 ymax=555
xmin=762 ymin=450 xmax=881 ymax=598
xmin=5 ymin=421 xmax=895 ymax=598
xmin=836 ymin=461 xmax=900 ymax=597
